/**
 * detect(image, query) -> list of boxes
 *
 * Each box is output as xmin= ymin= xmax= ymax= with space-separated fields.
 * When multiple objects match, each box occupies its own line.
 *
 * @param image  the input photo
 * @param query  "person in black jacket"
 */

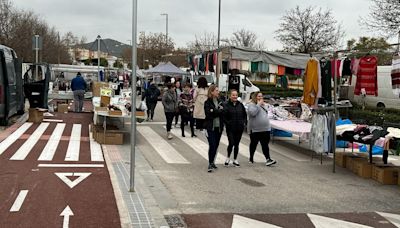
xmin=143 ymin=83 xmax=160 ymax=121
xmin=204 ymin=85 xmax=224 ymax=173
xmin=223 ymin=90 xmax=247 ymax=167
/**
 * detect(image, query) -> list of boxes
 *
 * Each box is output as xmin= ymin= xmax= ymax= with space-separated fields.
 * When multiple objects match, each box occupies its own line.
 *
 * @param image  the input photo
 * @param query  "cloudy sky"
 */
xmin=12 ymin=0 xmax=387 ymax=50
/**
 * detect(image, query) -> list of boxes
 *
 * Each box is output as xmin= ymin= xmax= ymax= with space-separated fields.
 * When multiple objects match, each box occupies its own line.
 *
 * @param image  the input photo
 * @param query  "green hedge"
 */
xmin=341 ymin=105 xmax=400 ymax=126
xmin=252 ymin=82 xmax=303 ymax=98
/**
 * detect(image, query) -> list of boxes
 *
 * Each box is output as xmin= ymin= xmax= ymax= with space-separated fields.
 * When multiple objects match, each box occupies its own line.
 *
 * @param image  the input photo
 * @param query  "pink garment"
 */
xmin=294 ymin=69 xmax=302 ymax=76
xmin=229 ymin=60 xmax=241 ymax=70
xmin=351 ymin=58 xmax=360 ymax=85
xmin=213 ymin=52 xmax=218 ymax=65
xmin=374 ymin=137 xmax=386 ymax=148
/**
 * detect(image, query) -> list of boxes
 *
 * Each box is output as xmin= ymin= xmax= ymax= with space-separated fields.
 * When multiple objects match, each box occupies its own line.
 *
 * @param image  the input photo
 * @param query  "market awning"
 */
xmin=145 ymin=62 xmax=188 ymax=75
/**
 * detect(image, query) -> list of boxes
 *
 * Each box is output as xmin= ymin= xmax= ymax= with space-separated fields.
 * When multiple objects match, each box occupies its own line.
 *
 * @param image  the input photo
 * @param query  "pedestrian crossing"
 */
xmin=139 ymin=126 xmax=271 ymax=165
xmin=0 ymin=122 xmax=104 ymax=163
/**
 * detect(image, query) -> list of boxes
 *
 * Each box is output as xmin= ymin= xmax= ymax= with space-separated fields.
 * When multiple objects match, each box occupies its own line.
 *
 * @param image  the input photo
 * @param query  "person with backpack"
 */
xmin=143 ymin=82 xmax=160 ymax=121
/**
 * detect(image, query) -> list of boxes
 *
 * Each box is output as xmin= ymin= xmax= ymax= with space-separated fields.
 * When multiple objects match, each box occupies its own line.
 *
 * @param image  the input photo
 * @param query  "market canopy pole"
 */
xmin=130 ymin=0 xmax=138 ymax=192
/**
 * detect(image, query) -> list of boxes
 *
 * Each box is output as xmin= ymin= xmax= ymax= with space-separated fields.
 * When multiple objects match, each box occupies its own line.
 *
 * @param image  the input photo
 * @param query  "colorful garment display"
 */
xmin=229 ymin=59 xmax=241 ymax=70
xmin=354 ymin=56 xmax=378 ymax=96
xmin=269 ymin=64 xmax=278 ymax=74
xmin=391 ymin=56 xmax=400 ymax=96
xmin=320 ymin=59 xmax=332 ymax=102
xmin=331 ymin=59 xmax=341 ymax=78
xmin=303 ymin=58 xmax=320 ymax=106
xmin=251 ymin=62 xmax=259 ymax=73
xmin=278 ymin=65 xmax=285 ymax=76
xmin=259 ymin=63 xmax=269 ymax=73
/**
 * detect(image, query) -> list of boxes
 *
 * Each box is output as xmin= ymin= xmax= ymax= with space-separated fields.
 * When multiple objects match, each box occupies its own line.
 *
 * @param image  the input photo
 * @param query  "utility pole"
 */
xmin=161 ymin=13 xmax=168 ymax=54
xmin=34 ymin=35 xmax=40 ymax=81
xmin=216 ymin=0 xmax=221 ymax=86
xmin=97 ymin=35 xmax=101 ymax=81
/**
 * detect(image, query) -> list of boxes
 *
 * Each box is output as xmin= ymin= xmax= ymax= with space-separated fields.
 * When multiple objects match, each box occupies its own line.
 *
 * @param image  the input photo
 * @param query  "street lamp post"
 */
xmin=161 ymin=13 xmax=168 ymax=53
xmin=97 ymin=35 xmax=101 ymax=81
xmin=216 ymin=0 xmax=221 ymax=85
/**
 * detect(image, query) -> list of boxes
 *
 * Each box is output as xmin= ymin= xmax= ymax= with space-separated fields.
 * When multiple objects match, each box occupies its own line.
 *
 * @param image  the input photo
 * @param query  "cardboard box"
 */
xmin=95 ymin=106 xmax=108 ymax=112
xmin=28 ymin=108 xmax=44 ymax=123
xmin=108 ymin=110 xmax=122 ymax=116
xmin=353 ymin=160 xmax=373 ymax=178
xmin=100 ymin=96 xmax=111 ymax=107
xmin=93 ymin=82 xmax=109 ymax=97
xmin=93 ymin=125 xmax=123 ymax=145
xmin=335 ymin=152 xmax=349 ymax=168
xmin=346 ymin=156 xmax=364 ymax=173
xmin=58 ymin=104 xmax=69 ymax=113
xmin=372 ymin=165 xmax=399 ymax=185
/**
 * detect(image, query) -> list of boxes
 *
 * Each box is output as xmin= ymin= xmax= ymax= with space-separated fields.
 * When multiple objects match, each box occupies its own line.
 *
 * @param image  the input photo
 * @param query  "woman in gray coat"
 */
xmin=162 ymin=83 xmax=178 ymax=140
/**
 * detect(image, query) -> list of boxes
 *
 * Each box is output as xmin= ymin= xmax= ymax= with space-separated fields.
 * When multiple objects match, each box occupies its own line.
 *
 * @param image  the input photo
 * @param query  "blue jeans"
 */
xmin=207 ymin=128 xmax=222 ymax=165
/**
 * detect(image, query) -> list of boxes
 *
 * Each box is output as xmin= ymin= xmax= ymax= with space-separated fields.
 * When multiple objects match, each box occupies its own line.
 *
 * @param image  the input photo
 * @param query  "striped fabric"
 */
xmin=391 ymin=56 xmax=400 ymax=96
xmin=354 ymin=56 xmax=378 ymax=96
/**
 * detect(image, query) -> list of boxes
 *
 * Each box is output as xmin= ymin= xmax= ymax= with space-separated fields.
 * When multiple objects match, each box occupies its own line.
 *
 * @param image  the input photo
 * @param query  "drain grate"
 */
xmin=237 ymin=178 xmax=266 ymax=187
xmin=165 ymin=215 xmax=186 ymax=228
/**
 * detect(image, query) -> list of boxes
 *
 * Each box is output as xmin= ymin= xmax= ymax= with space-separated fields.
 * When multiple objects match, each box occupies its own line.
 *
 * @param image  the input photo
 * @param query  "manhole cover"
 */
xmin=237 ymin=178 xmax=265 ymax=187
xmin=165 ymin=215 xmax=186 ymax=228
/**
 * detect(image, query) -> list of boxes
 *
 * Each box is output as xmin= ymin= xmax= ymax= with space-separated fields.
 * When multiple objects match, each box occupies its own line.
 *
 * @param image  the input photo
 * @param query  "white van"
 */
xmin=349 ymin=66 xmax=400 ymax=109
xmin=217 ymin=74 xmax=260 ymax=102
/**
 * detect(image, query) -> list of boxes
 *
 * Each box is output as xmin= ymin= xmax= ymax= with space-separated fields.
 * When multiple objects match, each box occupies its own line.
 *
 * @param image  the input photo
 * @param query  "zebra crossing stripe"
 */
xmin=0 ymin=122 xmax=33 ymax=155
xmin=65 ymin=124 xmax=81 ymax=161
xmin=38 ymin=123 xmax=66 ymax=161
xmin=137 ymin=126 xmax=189 ymax=164
xmin=89 ymin=126 xmax=104 ymax=162
xmin=219 ymin=134 xmax=265 ymax=163
xmin=10 ymin=123 xmax=50 ymax=160
xmin=10 ymin=190 xmax=29 ymax=212
xmin=170 ymin=128 xmax=225 ymax=164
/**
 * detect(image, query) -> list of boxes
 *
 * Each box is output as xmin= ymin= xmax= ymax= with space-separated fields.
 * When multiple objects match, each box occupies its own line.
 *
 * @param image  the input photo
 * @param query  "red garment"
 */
xmin=277 ymin=65 xmax=285 ymax=76
xmin=213 ymin=52 xmax=218 ymax=65
xmin=205 ymin=53 xmax=209 ymax=73
xmin=354 ymin=56 xmax=378 ymax=96
xmin=330 ymin=59 xmax=341 ymax=78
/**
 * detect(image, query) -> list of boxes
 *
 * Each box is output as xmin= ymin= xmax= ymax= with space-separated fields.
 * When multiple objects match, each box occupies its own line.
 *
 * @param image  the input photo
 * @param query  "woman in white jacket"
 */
xmin=193 ymin=77 xmax=208 ymax=130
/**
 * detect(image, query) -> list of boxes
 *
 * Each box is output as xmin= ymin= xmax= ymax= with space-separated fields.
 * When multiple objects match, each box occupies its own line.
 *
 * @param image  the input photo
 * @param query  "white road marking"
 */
xmin=9 ymin=190 xmax=29 ymax=212
xmin=43 ymin=119 xmax=63 ymax=122
xmin=65 ymin=124 xmax=81 ymax=161
xmin=10 ymin=123 xmax=50 ymax=160
xmin=231 ymin=215 xmax=282 ymax=228
xmin=220 ymin=134 xmax=265 ymax=163
xmin=38 ymin=164 xmax=104 ymax=168
xmin=60 ymin=205 xmax=73 ymax=228
xmin=307 ymin=214 xmax=373 ymax=228
xmin=38 ymin=123 xmax=66 ymax=161
xmin=89 ymin=126 xmax=104 ymax=162
xmin=169 ymin=128 xmax=225 ymax=164
xmin=137 ymin=126 xmax=189 ymax=164
xmin=0 ymin=122 xmax=33 ymax=155
xmin=55 ymin=172 xmax=91 ymax=188
xmin=376 ymin=212 xmax=400 ymax=227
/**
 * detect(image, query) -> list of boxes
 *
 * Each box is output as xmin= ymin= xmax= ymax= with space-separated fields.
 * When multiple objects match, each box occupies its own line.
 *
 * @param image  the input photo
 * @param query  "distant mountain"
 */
xmin=80 ymin=38 xmax=131 ymax=58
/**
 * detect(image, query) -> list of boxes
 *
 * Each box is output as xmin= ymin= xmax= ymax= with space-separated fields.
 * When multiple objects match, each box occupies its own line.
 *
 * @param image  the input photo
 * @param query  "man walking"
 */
xmin=71 ymin=72 xmax=87 ymax=112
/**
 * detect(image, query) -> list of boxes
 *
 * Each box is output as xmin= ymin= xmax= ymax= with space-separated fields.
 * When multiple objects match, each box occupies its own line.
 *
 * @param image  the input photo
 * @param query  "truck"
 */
xmin=346 ymin=66 xmax=400 ymax=109
xmin=0 ymin=45 xmax=25 ymax=125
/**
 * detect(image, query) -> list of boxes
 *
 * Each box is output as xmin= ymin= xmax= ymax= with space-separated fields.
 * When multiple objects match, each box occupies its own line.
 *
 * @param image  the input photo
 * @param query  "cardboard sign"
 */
xmin=100 ymin=88 xmax=112 ymax=97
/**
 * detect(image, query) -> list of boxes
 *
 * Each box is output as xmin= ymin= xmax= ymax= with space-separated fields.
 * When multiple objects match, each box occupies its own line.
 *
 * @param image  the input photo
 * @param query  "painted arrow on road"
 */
xmin=55 ymin=172 xmax=91 ymax=189
xmin=231 ymin=215 xmax=282 ymax=228
xmin=376 ymin=212 xmax=400 ymax=227
xmin=60 ymin=206 xmax=74 ymax=228
xmin=307 ymin=214 xmax=373 ymax=228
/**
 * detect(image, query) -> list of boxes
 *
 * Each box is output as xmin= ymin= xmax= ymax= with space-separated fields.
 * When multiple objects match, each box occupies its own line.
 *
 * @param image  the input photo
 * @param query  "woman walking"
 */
xmin=193 ymin=77 xmax=208 ymax=130
xmin=174 ymin=81 xmax=182 ymax=127
xmin=247 ymin=92 xmax=276 ymax=166
xmin=179 ymin=83 xmax=196 ymax=137
xmin=223 ymin=90 xmax=247 ymax=167
xmin=204 ymin=85 xmax=224 ymax=172
xmin=143 ymin=82 xmax=160 ymax=121
xmin=162 ymin=83 xmax=178 ymax=140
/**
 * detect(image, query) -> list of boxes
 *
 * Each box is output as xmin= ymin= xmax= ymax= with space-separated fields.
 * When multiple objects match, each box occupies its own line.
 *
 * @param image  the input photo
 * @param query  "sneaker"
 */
xmin=248 ymin=159 xmax=254 ymax=164
xmin=207 ymin=165 xmax=213 ymax=173
xmin=224 ymin=159 xmax=230 ymax=167
xmin=167 ymin=132 xmax=173 ymax=140
xmin=266 ymin=159 xmax=277 ymax=166
xmin=233 ymin=160 xmax=240 ymax=167
xmin=211 ymin=163 xmax=218 ymax=169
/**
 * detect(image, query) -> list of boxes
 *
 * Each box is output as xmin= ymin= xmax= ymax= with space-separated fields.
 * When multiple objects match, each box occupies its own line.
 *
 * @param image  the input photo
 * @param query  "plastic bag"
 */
xmin=140 ymin=101 xmax=147 ymax=111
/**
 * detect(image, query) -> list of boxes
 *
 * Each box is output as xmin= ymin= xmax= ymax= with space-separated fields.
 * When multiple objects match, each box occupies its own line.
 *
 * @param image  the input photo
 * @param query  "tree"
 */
xmin=137 ymin=32 xmax=174 ymax=68
xmin=361 ymin=0 xmax=400 ymax=37
xmin=186 ymin=32 xmax=218 ymax=53
xmin=347 ymin=37 xmax=392 ymax=65
xmin=113 ymin=59 xmax=123 ymax=68
xmin=275 ymin=6 xmax=344 ymax=53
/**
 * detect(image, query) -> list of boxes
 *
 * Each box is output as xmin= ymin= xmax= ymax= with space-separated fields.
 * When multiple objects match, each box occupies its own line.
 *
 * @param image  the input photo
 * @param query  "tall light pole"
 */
xmin=97 ymin=35 xmax=101 ymax=81
xmin=216 ymin=0 xmax=221 ymax=85
xmin=161 ymin=13 xmax=168 ymax=53
xmin=130 ymin=0 xmax=138 ymax=192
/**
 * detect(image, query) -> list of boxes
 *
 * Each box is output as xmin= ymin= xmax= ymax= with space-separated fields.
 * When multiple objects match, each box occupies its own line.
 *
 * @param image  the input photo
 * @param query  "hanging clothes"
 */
xmin=320 ymin=58 xmax=332 ymax=102
xmin=391 ymin=56 xmax=400 ymax=96
xmin=269 ymin=64 xmax=278 ymax=74
xmin=286 ymin=67 xmax=295 ymax=75
xmin=259 ymin=63 xmax=269 ymax=73
xmin=354 ymin=56 xmax=378 ymax=96
xmin=294 ymin=69 xmax=302 ymax=76
xmin=310 ymin=113 xmax=329 ymax=154
xmin=208 ymin=53 xmax=215 ymax=72
xmin=278 ymin=65 xmax=285 ymax=76
xmin=350 ymin=58 xmax=360 ymax=85
xmin=241 ymin=61 xmax=250 ymax=71
xmin=229 ymin=59 xmax=241 ymax=70
xmin=342 ymin=57 xmax=352 ymax=76
xmin=199 ymin=54 xmax=205 ymax=72
xmin=222 ymin=61 xmax=229 ymax=74
xmin=330 ymin=59 xmax=341 ymax=78
xmin=303 ymin=58 xmax=319 ymax=106
xmin=205 ymin=53 xmax=209 ymax=73
xmin=281 ymin=75 xmax=288 ymax=89
xmin=213 ymin=52 xmax=218 ymax=65
xmin=251 ymin=62 xmax=259 ymax=73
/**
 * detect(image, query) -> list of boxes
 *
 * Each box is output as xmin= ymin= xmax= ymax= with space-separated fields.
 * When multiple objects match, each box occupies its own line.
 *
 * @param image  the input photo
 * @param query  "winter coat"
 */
xmin=179 ymin=92 xmax=194 ymax=117
xmin=193 ymin=87 xmax=208 ymax=119
xmin=204 ymin=98 xmax=224 ymax=132
xmin=247 ymin=102 xmax=271 ymax=133
xmin=162 ymin=89 xmax=178 ymax=113
xmin=144 ymin=84 xmax=160 ymax=103
xmin=223 ymin=100 xmax=247 ymax=132
xmin=71 ymin=75 xmax=87 ymax=91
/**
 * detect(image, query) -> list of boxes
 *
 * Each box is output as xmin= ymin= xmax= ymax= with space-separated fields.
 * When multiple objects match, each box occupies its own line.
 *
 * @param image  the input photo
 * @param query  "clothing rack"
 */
xmin=310 ymin=108 xmax=335 ymax=165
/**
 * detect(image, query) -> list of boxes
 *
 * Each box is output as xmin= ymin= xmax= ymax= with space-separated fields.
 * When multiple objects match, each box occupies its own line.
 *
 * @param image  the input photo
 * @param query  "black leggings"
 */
xmin=227 ymin=129 xmax=243 ymax=159
xmin=165 ymin=112 xmax=175 ymax=132
xmin=146 ymin=102 xmax=157 ymax=120
xmin=249 ymin=131 xmax=271 ymax=162
xmin=181 ymin=113 xmax=195 ymax=135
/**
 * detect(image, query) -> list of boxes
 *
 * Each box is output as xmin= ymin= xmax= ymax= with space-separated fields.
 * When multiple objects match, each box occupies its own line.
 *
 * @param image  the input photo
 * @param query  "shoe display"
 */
xmin=233 ymin=160 xmax=240 ymax=167
xmin=266 ymin=159 xmax=277 ymax=166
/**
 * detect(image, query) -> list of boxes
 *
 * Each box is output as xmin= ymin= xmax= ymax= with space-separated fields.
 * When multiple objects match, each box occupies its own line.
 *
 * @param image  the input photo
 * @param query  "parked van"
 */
xmin=218 ymin=74 xmax=260 ymax=102
xmin=0 ymin=45 xmax=24 ymax=125
xmin=348 ymin=66 xmax=400 ymax=109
